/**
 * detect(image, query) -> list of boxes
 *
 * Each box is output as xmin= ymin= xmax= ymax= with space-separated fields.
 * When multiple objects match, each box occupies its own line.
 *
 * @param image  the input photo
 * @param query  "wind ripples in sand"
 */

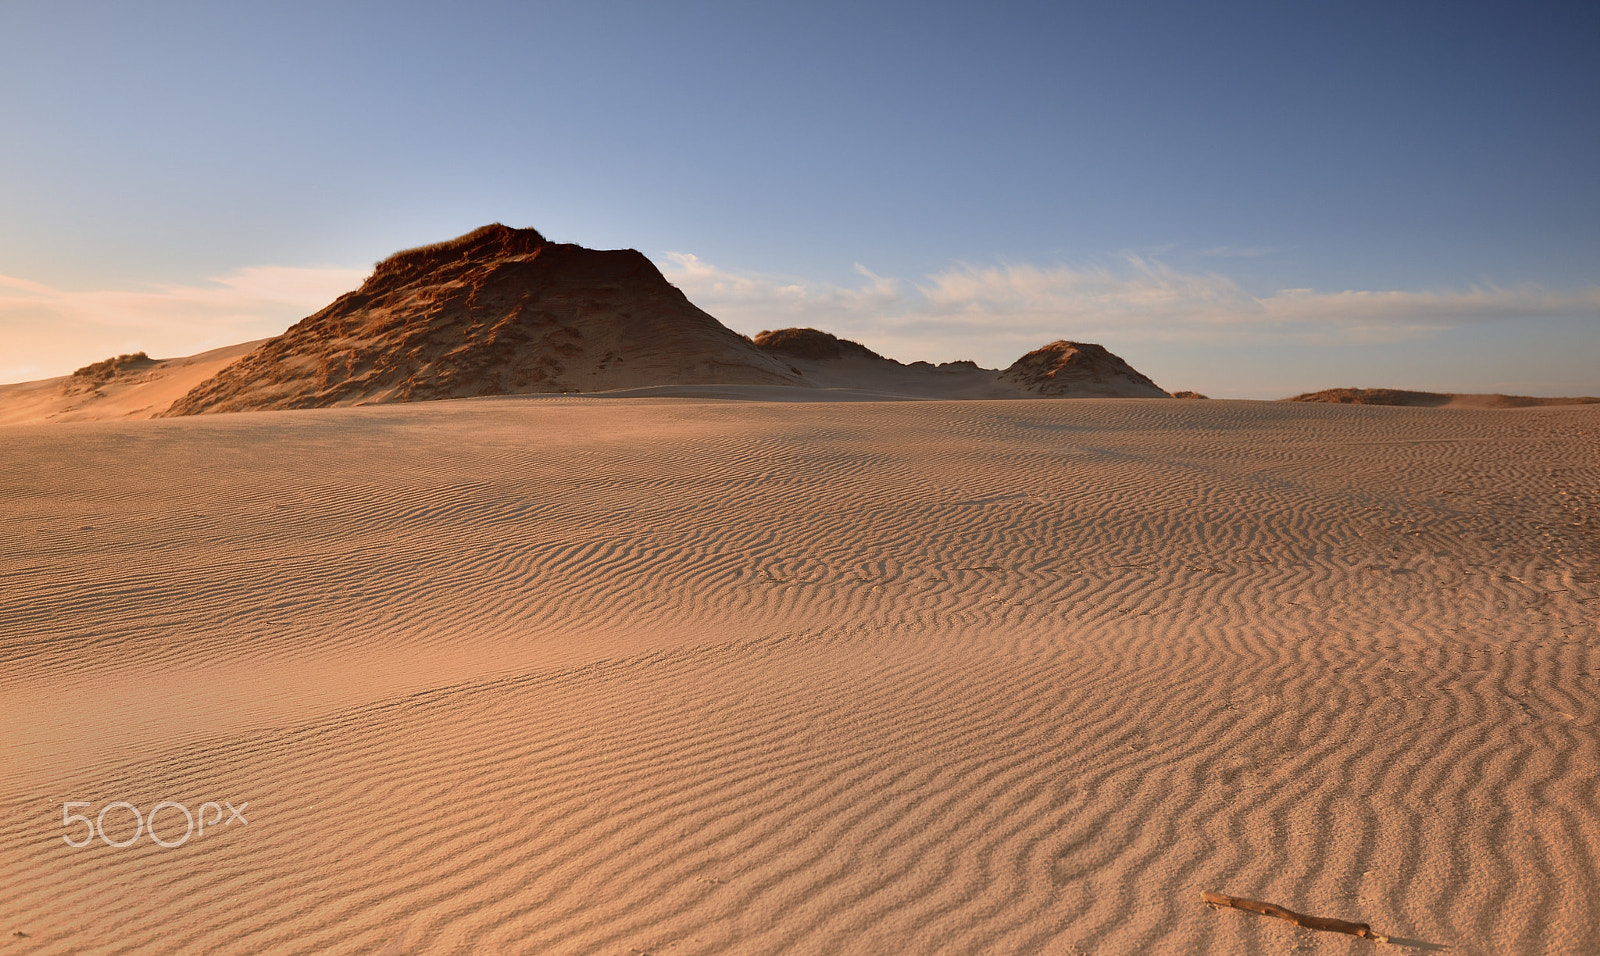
xmin=1 ymin=397 xmax=1597 ymax=954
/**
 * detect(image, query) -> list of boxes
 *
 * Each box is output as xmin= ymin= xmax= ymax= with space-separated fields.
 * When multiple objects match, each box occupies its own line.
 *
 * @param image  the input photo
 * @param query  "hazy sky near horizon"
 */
xmin=2 ymin=0 xmax=1596 ymax=397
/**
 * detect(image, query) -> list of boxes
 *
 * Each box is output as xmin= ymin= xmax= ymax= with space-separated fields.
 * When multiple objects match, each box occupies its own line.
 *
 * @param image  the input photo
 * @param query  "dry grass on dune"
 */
xmin=66 ymin=352 xmax=156 ymax=388
xmin=1 ymin=397 xmax=1597 ymax=954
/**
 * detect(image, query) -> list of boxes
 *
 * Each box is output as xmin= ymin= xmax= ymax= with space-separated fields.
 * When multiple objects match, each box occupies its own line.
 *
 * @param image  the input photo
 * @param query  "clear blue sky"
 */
xmin=2 ymin=0 xmax=1596 ymax=397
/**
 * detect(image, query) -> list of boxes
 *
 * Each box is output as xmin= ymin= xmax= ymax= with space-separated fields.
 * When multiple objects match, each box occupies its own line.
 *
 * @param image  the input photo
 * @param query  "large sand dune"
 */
xmin=2 ymin=396 xmax=1597 ymax=954
xmin=161 ymin=226 xmax=806 ymax=415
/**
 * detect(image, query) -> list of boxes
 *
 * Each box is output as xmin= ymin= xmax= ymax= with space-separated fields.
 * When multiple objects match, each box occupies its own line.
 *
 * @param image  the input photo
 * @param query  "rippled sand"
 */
xmin=2 ymin=396 xmax=1597 ymax=954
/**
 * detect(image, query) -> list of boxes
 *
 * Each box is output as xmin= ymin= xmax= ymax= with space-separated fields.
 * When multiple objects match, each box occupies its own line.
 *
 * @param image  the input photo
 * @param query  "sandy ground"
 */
xmin=1 ymin=395 xmax=1597 ymax=955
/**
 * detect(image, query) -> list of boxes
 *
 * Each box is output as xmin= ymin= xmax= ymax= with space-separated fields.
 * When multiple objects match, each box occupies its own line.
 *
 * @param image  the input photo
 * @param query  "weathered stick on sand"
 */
xmin=1202 ymin=891 xmax=1389 ymax=942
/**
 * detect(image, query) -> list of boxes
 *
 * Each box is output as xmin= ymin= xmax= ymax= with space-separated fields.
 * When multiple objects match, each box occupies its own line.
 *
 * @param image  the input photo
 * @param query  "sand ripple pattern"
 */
xmin=2 ymin=398 xmax=1598 ymax=954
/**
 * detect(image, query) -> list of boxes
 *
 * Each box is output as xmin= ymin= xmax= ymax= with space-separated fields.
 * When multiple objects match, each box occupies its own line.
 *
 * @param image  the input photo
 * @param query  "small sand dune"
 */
xmin=1285 ymin=387 xmax=1600 ymax=408
xmin=1 ymin=397 xmax=1597 ymax=954
xmin=0 ymin=341 xmax=264 ymax=426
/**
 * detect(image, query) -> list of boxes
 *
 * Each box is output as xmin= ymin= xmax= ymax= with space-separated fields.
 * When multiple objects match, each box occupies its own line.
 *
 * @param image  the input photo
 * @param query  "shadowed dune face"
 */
xmin=2 ymin=398 xmax=1598 ymax=954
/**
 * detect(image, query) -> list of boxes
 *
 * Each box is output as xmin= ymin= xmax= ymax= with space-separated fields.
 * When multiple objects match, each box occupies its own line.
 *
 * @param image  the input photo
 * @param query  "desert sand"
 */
xmin=2 ymin=393 xmax=1597 ymax=954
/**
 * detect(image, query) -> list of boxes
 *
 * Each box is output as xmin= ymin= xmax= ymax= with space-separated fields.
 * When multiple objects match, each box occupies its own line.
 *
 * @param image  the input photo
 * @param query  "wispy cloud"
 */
xmin=660 ymin=253 xmax=902 ymax=331
xmin=1197 ymin=245 xmax=1274 ymax=258
xmin=0 ymin=265 xmax=367 ymax=382
xmin=658 ymin=252 xmax=1600 ymax=367
xmin=0 ymin=266 xmax=369 ymax=330
xmin=5 ymin=253 xmax=1595 ymax=391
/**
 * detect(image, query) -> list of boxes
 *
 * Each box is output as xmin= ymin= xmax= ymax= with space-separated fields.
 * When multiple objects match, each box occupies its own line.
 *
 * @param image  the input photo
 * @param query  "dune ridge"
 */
xmin=748 ymin=327 xmax=1169 ymax=400
xmin=0 ymin=226 xmax=1172 ymax=424
xmin=2 ymin=397 xmax=1597 ymax=953
xmin=157 ymin=224 xmax=1170 ymax=416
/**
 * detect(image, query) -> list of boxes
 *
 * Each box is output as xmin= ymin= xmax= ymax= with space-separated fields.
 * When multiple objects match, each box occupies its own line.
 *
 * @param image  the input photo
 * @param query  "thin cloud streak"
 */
xmin=3 ymin=254 xmax=1594 ymax=389
xmin=0 ymin=265 xmax=368 ymax=382
xmin=0 ymin=266 xmax=370 ymax=330
xmin=1198 ymin=245 xmax=1274 ymax=258
xmin=658 ymin=252 xmax=1600 ymax=367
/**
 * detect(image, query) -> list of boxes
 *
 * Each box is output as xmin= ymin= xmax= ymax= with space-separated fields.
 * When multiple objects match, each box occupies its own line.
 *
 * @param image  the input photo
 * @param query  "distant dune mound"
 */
xmin=1285 ymin=388 xmax=1450 ymax=407
xmin=1285 ymin=387 xmax=1600 ymax=408
xmin=1171 ymin=390 xmax=1209 ymax=400
xmin=746 ymin=328 xmax=1166 ymax=400
xmin=750 ymin=326 xmax=996 ymax=396
xmin=162 ymin=224 xmax=802 ymax=415
xmin=1000 ymin=341 xmax=1169 ymax=398
xmin=753 ymin=327 xmax=885 ymax=362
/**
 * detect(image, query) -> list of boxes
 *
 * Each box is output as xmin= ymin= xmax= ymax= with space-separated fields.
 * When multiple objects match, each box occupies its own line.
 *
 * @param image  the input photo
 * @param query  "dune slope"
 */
xmin=2 ymin=397 xmax=1597 ymax=954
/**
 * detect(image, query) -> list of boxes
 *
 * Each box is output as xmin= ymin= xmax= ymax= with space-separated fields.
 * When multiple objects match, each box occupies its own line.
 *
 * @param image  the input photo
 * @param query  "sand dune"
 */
xmin=162 ymin=226 xmax=805 ymax=415
xmin=3 ymin=396 xmax=1598 ymax=954
xmin=751 ymin=328 xmax=1169 ymax=400
xmin=151 ymin=221 xmax=1171 ymax=414
xmin=0 ymin=341 xmax=264 ymax=426
xmin=0 ymin=226 xmax=1170 ymax=425
xmin=998 ymin=340 xmax=1168 ymax=398
xmin=1286 ymin=387 xmax=1600 ymax=408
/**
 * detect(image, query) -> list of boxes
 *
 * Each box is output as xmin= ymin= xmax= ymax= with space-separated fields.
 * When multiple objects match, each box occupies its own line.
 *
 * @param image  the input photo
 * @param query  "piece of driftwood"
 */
xmin=1202 ymin=891 xmax=1389 ymax=942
